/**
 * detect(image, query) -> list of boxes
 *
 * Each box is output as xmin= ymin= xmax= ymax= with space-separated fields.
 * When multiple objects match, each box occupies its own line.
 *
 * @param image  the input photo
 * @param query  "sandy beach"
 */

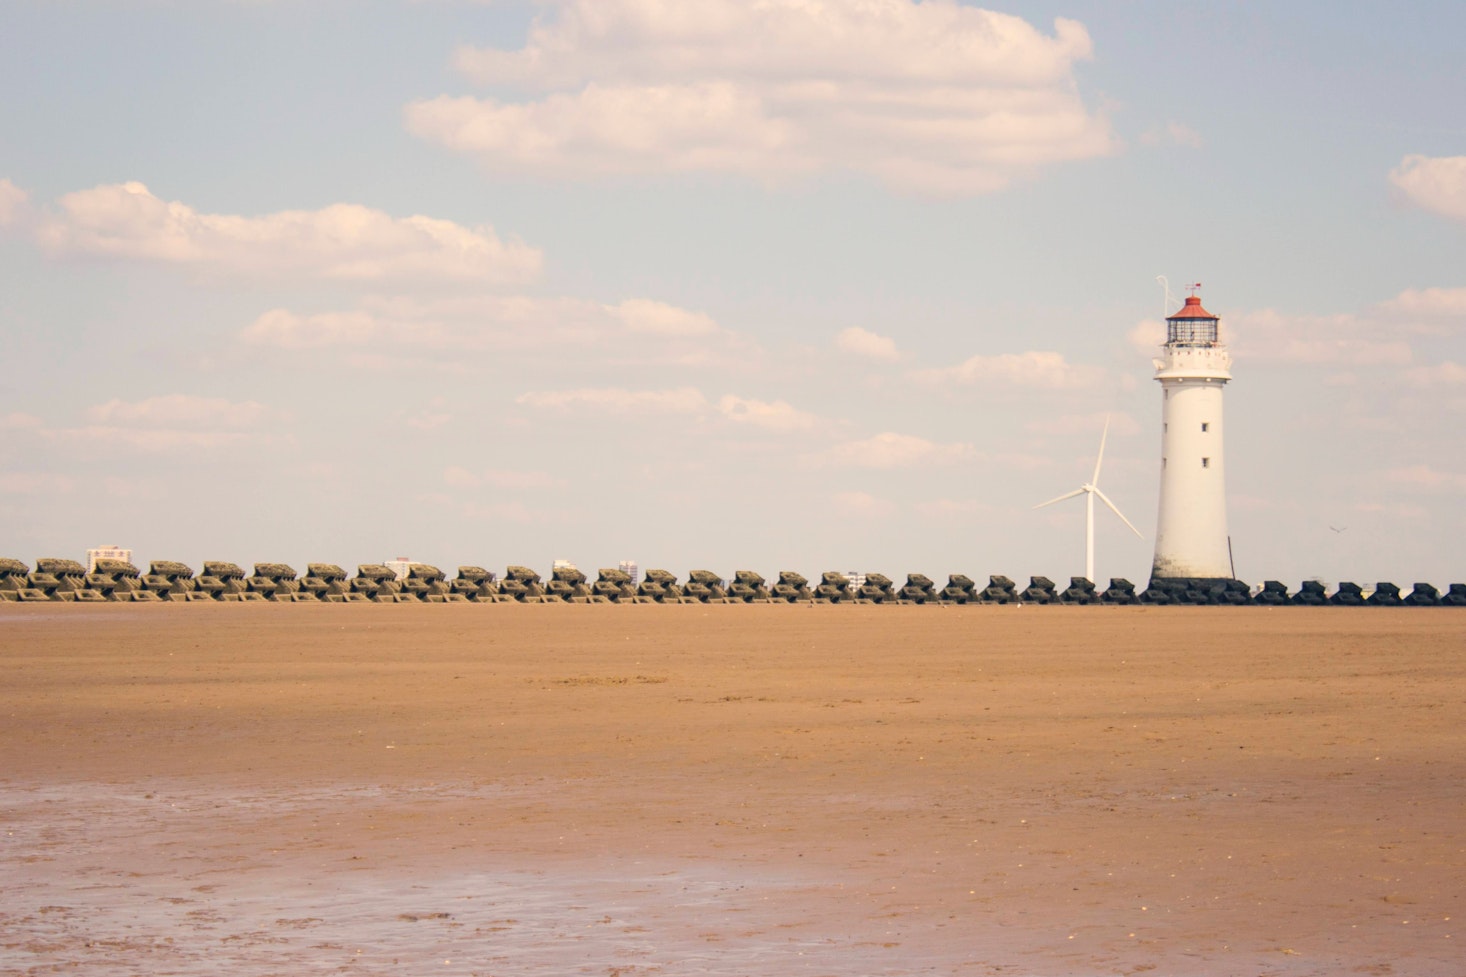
xmin=1 ymin=603 xmax=1462 ymax=975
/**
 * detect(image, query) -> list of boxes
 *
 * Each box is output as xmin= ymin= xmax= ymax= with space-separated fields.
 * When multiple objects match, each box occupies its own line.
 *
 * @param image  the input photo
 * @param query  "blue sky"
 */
xmin=2 ymin=0 xmax=1464 ymax=587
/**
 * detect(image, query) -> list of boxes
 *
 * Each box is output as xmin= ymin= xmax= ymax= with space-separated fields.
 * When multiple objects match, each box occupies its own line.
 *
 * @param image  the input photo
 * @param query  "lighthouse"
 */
xmin=1150 ymin=288 xmax=1234 ymax=584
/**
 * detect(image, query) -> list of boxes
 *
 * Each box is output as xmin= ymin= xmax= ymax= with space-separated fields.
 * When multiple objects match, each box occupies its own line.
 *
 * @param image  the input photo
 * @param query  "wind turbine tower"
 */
xmin=1034 ymin=416 xmax=1143 ymax=585
xmin=1151 ymin=286 xmax=1234 ymax=584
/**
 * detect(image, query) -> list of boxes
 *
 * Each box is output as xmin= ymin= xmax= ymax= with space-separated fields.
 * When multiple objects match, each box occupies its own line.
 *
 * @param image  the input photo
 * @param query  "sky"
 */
xmin=2 ymin=0 xmax=1464 ymax=588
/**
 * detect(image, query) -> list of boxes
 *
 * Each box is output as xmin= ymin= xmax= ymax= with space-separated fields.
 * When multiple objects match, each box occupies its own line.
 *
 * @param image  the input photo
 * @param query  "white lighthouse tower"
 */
xmin=1151 ymin=287 xmax=1234 ymax=583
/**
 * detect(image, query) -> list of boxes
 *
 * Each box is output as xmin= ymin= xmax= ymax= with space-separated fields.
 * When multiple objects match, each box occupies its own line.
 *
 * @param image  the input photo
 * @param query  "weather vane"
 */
xmin=1187 ymin=282 xmax=1202 ymax=296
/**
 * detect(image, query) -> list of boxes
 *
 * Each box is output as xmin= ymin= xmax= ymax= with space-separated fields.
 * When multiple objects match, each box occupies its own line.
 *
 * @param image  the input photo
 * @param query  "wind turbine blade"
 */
xmin=1094 ymin=487 xmax=1144 ymax=538
xmin=1033 ymin=487 xmax=1086 ymax=510
xmin=1091 ymin=414 xmax=1111 ymax=486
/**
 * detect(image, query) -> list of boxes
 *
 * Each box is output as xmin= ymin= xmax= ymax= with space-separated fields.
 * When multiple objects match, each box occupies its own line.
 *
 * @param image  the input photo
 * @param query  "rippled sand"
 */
xmin=2 ymin=604 xmax=1461 ymax=975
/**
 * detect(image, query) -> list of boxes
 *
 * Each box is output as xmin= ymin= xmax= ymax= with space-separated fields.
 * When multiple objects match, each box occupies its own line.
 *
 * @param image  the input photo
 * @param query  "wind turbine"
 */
xmin=1033 ymin=416 xmax=1144 ymax=584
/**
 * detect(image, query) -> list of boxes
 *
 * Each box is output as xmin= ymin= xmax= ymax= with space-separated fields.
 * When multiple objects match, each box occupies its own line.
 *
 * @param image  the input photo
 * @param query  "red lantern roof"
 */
xmin=1168 ymin=295 xmax=1218 ymax=320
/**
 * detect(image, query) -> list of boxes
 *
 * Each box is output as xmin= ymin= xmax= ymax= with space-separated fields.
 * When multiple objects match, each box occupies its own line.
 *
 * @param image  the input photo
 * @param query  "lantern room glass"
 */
xmin=1167 ymin=318 xmax=1218 ymax=346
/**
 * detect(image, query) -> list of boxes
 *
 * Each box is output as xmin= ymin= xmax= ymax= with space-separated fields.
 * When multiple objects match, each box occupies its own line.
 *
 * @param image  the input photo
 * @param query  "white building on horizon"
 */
xmin=86 ymin=545 xmax=132 ymax=573
xmin=385 ymin=557 xmax=413 ymax=581
xmin=618 ymin=560 xmax=639 ymax=586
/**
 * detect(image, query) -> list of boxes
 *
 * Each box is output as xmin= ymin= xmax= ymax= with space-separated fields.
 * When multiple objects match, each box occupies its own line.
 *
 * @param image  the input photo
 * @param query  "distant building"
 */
xmin=385 ymin=557 xmax=413 ymax=581
xmin=86 ymin=545 xmax=132 ymax=573
xmin=553 ymin=559 xmax=577 ymax=574
xmin=845 ymin=571 xmax=866 ymax=590
xmin=618 ymin=560 xmax=639 ymax=586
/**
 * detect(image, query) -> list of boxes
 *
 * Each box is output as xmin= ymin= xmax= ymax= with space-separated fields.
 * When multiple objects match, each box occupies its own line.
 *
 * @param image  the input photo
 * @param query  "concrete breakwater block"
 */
xmin=859 ymin=573 xmax=897 ymax=603
xmin=1101 ymin=578 xmax=1139 ymax=604
xmin=637 ymin=569 xmax=682 ymax=602
xmin=1058 ymin=577 xmax=1098 ymax=604
xmin=1254 ymin=580 xmax=1290 ymax=605
xmin=1020 ymin=576 xmax=1058 ymax=604
xmin=1365 ymin=582 xmax=1402 ymax=606
xmin=400 ymin=564 xmax=452 ymax=603
xmin=351 ymin=565 xmax=399 ymax=601
xmin=771 ymin=571 xmax=812 ymax=602
xmin=979 ymin=575 xmax=1019 ymax=603
xmin=1404 ymin=582 xmax=1440 ymax=606
xmin=898 ymin=573 xmax=937 ymax=603
xmin=938 ymin=574 xmax=975 ymax=604
xmin=729 ymin=570 xmax=773 ymax=603
xmin=6 ymin=558 xmax=1465 ymax=607
xmin=453 ymin=566 xmax=501 ymax=602
xmin=1292 ymin=580 xmax=1328 ymax=606
xmin=682 ymin=570 xmax=727 ymax=603
xmin=592 ymin=568 xmax=636 ymax=603
xmin=0 ymin=557 xmax=31 ymax=600
xmin=31 ymin=558 xmax=106 ymax=602
xmin=814 ymin=572 xmax=852 ymax=603
xmin=248 ymin=564 xmax=298 ymax=600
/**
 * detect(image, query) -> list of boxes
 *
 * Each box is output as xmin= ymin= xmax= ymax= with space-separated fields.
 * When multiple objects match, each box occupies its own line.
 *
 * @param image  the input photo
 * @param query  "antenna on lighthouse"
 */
xmin=1155 ymin=276 xmax=1173 ymax=318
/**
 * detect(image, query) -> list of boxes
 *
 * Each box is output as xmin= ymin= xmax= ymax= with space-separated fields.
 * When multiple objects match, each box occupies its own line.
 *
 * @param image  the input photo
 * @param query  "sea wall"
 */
xmin=1 ymin=558 xmax=1462 ymax=606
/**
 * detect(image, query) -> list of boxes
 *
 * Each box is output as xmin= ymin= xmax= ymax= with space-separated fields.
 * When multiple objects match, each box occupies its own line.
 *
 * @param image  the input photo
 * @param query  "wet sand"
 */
xmin=1 ymin=604 xmax=1462 ymax=975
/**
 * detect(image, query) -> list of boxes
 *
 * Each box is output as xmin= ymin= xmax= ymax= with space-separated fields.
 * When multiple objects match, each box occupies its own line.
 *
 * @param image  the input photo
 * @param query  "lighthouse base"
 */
xmin=1141 ymin=576 xmax=1252 ymax=606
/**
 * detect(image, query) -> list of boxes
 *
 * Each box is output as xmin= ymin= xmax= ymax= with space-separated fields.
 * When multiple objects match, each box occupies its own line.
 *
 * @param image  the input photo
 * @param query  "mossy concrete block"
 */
xmin=37 ymin=558 xmax=88 ymax=576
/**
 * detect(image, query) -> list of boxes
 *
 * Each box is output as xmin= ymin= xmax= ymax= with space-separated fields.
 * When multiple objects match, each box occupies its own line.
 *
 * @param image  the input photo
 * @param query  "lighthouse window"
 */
xmin=1201 ymin=422 xmax=1209 ymax=432
xmin=1202 ymin=457 xmax=1211 ymax=468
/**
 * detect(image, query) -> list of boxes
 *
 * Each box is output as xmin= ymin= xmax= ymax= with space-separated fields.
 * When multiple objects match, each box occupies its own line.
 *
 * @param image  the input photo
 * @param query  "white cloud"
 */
xmin=716 ymin=395 xmax=823 ymax=432
xmin=609 ymin=298 xmax=720 ymax=336
xmin=407 ymin=0 xmax=1113 ymax=195
xmin=87 ymin=394 xmax=274 ymax=429
xmin=403 ymin=398 xmax=453 ymax=430
xmin=34 ymin=395 xmax=283 ymax=454
xmin=836 ymin=326 xmax=900 ymax=361
xmin=0 ymin=412 xmax=44 ymax=431
xmin=516 ymin=386 xmax=708 ymax=413
xmin=36 ymin=181 xmax=542 ymax=284
xmin=1385 ymin=464 xmax=1466 ymax=492
xmin=1127 ymin=318 xmax=1167 ymax=355
xmin=824 ymin=431 xmax=973 ymax=468
xmin=242 ymin=295 xmax=749 ymax=368
xmin=445 ymin=466 xmax=567 ymax=490
xmin=832 ymin=491 xmax=896 ymax=518
xmin=1228 ymin=309 xmax=1413 ymax=366
xmin=1139 ymin=122 xmax=1202 ymax=149
xmin=1402 ymin=362 xmax=1466 ymax=386
xmin=1024 ymin=412 xmax=1140 ymax=437
xmin=48 ymin=427 xmax=258 ymax=452
xmin=1377 ymin=286 xmax=1466 ymax=319
xmin=0 ymin=472 xmax=76 ymax=496
xmin=0 ymin=178 xmax=28 ymax=226
xmin=242 ymin=309 xmax=384 ymax=349
xmin=914 ymin=497 xmax=999 ymax=520
xmin=913 ymin=350 xmax=1105 ymax=389
xmin=1390 ymin=155 xmax=1466 ymax=223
